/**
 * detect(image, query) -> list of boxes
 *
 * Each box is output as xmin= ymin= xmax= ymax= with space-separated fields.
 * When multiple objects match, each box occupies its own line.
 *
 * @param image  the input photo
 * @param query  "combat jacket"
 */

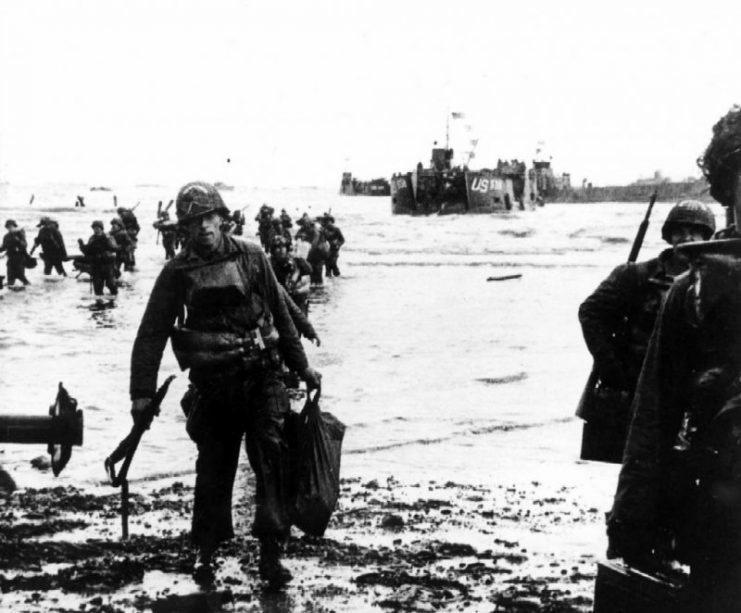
xmin=579 ymin=249 xmax=685 ymax=390
xmin=612 ymin=262 xmax=741 ymax=560
xmin=325 ymin=226 xmax=345 ymax=252
xmin=0 ymin=230 xmax=27 ymax=257
xmin=35 ymin=226 xmax=67 ymax=259
xmin=130 ymin=235 xmax=308 ymax=399
xmin=80 ymin=234 xmax=117 ymax=264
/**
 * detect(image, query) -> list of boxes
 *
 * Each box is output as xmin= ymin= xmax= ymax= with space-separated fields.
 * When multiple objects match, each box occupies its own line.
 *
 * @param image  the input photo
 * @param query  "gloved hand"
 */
xmin=131 ymin=398 xmax=152 ymax=426
xmin=300 ymin=367 xmax=322 ymax=391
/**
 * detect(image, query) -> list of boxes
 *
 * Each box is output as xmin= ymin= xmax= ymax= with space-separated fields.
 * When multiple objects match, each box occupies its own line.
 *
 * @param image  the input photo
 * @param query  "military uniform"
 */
xmin=79 ymin=227 xmax=118 ymax=297
xmin=269 ymin=253 xmax=312 ymax=315
xmin=130 ymin=233 xmax=308 ymax=550
xmin=324 ymin=222 xmax=345 ymax=277
xmin=578 ymin=201 xmax=716 ymax=463
xmin=116 ymin=209 xmax=139 ymax=271
xmin=578 ymin=249 xmax=686 ymax=462
xmin=609 ymin=253 xmax=741 ymax=610
xmin=34 ymin=220 xmax=67 ymax=276
xmin=0 ymin=225 xmax=30 ymax=286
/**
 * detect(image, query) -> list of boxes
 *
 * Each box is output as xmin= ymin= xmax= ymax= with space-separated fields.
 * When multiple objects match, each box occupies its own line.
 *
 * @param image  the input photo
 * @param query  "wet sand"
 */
xmin=0 ymin=428 xmax=605 ymax=613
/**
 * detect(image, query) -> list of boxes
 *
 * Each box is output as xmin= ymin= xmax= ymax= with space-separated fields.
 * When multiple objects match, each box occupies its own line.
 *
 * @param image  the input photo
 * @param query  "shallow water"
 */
xmin=0 ymin=184 xmax=725 ymax=501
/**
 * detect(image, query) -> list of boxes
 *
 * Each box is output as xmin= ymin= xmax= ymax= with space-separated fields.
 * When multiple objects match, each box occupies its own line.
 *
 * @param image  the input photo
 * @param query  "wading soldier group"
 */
xmin=129 ymin=181 xmax=321 ymax=589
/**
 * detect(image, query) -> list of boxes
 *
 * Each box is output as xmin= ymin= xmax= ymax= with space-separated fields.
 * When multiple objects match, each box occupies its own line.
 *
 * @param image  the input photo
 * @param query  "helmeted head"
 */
xmin=5 ymin=219 xmax=17 ymax=230
xmin=698 ymin=105 xmax=741 ymax=226
xmin=91 ymin=220 xmax=104 ymax=231
xmin=323 ymin=213 xmax=335 ymax=226
xmin=110 ymin=217 xmax=123 ymax=228
xmin=175 ymin=182 xmax=230 ymax=225
xmin=270 ymin=234 xmax=290 ymax=256
xmin=661 ymin=200 xmax=716 ymax=244
xmin=37 ymin=216 xmax=50 ymax=228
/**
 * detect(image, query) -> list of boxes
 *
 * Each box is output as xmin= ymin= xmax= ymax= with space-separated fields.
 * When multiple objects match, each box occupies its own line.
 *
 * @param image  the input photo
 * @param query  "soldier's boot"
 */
xmin=258 ymin=536 xmax=292 ymax=589
xmin=192 ymin=544 xmax=216 ymax=585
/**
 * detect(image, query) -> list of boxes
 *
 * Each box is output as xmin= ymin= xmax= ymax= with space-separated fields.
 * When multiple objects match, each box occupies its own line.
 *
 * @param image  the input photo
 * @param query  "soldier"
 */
xmin=78 ymin=220 xmax=118 ymax=302
xmin=321 ymin=213 xmax=345 ymax=277
xmin=578 ymin=201 xmax=715 ymax=462
xmin=129 ymin=182 xmax=321 ymax=588
xmin=0 ymin=220 xmax=30 ymax=286
xmin=116 ymin=207 xmax=140 ymax=271
xmin=294 ymin=216 xmax=329 ymax=285
xmin=33 ymin=216 xmax=68 ymax=277
xmin=607 ymin=106 xmax=741 ymax=611
xmin=153 ymin=211 xmax=179 ymax=260
xmin=254 ymin=203 xmax=275 ymax=251
xmin=227 ymin=210 xmax=245 ymax=236
xmin=279 ymin=209 xmax=292 ymax=232
xmin=268 ymin=235 xmax=312 ymax=316
xmin=110 ymin=218 xmax=134 ymax=277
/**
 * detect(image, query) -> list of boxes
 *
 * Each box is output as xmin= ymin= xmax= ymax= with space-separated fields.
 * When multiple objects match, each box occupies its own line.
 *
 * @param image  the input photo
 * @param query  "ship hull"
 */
xmin=391 ymin=170 xmax=516 ymax=215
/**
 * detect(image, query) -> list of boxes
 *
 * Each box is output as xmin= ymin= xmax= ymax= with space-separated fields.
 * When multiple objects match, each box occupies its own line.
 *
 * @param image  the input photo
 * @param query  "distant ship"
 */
xmin=90 ymin=186 xmax=112 ymax=192
xmin=391 ymin=146 xmax=543 ymax=215
xmin=339 ymin=172 xmax=390 ymax=196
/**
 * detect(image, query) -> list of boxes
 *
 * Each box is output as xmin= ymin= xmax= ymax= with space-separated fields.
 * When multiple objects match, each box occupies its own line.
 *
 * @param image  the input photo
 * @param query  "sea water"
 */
xmin=0 ymin=183 xmax=724 ymax=518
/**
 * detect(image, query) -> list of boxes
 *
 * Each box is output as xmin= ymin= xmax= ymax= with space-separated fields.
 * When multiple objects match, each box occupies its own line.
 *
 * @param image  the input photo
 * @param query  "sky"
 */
xmin=1 ymin=0 xmax=741 ymax=188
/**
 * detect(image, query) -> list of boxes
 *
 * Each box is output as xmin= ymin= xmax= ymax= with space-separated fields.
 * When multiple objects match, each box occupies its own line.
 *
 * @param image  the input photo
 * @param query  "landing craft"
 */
xmin=339 ymin=172 xmax=391 ymax=196
xmin=391 ymin=146 xmax=540 ymax=215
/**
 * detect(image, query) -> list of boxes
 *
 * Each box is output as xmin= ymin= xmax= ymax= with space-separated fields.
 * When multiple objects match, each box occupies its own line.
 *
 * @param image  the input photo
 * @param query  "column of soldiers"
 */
xmin=579 ymin=105 xmax=741 ymax=612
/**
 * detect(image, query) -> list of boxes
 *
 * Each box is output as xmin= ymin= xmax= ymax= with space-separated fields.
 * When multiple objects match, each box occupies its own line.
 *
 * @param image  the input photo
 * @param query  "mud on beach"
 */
xmin=0 ymin=473 xmax=599 ymax=613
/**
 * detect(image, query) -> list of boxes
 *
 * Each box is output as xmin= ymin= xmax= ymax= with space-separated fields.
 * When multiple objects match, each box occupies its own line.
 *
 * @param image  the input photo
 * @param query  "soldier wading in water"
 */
xmin=129 ymin=182 xmax=321 ymax=588
xmin=578 ymin=201 xmax=715 ymax=462
xmin=607 ymin=105 xmax=741 ymax=612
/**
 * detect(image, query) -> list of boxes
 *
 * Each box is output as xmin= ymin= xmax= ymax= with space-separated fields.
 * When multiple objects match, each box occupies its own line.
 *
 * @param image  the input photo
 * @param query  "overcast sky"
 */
xmin=1 ymin=0 xmax=740 ymax=188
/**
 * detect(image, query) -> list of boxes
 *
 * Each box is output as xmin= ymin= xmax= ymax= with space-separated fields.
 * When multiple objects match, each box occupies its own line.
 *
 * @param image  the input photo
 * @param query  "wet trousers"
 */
xmin=91 ymin=264 xmax=117 ymax=296
xmin=42 ymin=253 xmax=66 ymax=276
xmin=190 ymin=370 xmax=292 ymax=549
xmin=325 ymin=249 xmax=340 ymax=277
xmin=6 ymin=255 xmax=29 ymax=285
xmin=307 ymin=254 xmax=325 ymax=285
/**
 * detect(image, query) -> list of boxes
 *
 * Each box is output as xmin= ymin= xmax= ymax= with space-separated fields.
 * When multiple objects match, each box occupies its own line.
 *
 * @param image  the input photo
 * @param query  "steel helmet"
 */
xmin=661 ymin=200 xmax=716 ymax=242
xmin=271 ymin=235 xmax=289 ymax=251
xmin=175 ymin=182 xmax=230 ymax=224
xmin=110 ymin=217 xmax=123 ymax=227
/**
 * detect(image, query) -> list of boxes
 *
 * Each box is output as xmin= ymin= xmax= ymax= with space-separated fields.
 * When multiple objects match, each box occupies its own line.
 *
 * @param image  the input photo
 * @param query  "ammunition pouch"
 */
xmin=170 ymin=326 xmax=281 ymax=373
xmin=180 ymin=384 xmax=205 ymax=443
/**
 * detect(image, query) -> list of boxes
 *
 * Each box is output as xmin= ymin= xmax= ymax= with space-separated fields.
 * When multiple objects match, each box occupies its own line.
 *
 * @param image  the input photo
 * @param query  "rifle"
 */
xmin=576 ymin=191 xmax=659 ymax=449
xmin=627 ymin=190 xmax=658 ymax=263
xmin=104 ymin=375 xmax=176 ymax=539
